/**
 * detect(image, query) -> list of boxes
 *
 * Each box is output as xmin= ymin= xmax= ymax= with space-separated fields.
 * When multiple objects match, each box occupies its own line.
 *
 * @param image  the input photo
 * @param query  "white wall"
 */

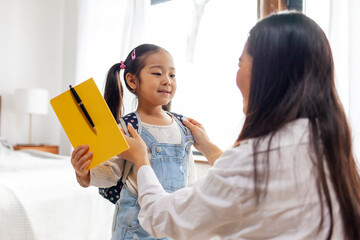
xmin=0 ymin=0 xmax=78 ymax=155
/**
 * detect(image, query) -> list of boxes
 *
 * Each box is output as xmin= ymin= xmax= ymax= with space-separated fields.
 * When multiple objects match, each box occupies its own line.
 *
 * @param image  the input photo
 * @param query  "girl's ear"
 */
xmin=125 ymin=73 xmax=137 ymax=92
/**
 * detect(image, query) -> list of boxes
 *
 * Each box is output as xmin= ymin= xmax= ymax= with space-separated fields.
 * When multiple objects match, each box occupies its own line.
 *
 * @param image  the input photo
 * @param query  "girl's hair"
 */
xmin=104 ymin=44 xmax=171 ymax=123
xmin=237 ymin=11 xmax=360 ymax=239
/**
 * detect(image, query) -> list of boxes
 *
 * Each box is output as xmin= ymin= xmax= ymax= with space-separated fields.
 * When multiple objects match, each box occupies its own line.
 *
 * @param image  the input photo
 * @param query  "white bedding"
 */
xmin=0 ymin=148 xmax=114 ymax=240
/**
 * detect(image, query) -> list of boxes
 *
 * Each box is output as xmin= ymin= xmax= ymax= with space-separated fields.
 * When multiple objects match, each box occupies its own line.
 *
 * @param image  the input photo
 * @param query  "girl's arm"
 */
xmin=71 ymin=145 xmax=92 ymax=187
xmin=71 ymin=145 xmax=124 ymax=188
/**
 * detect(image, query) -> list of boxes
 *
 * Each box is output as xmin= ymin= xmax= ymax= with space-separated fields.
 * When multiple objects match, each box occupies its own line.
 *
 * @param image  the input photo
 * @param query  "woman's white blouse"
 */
xmin=137 ymin=119 xmax=344 ymax=240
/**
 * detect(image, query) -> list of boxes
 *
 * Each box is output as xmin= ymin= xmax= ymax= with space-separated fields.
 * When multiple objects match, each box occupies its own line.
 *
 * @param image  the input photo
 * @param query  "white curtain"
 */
xmin=119 ymin=0 xmax=150 ymax=58
xmin=145 ymin=0 xmax=257 ymax=150
xmin=347 ymin=0 xmax=360 ymax=162
xmin=328 ymin=0 xmax=360 ymax=162
xmin=75 ymin=0 xmax=150 ymax=90
xmin=60 ymin=0 xmax=150 ymax=154
xmin=70 ymin=0 xmax=360 ymax=160
xmin=305 ymin=0 xmax=360 ymax=163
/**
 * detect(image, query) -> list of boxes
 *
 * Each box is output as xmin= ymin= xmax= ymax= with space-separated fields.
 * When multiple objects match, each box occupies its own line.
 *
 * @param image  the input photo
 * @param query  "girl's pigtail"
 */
xmin=104 ymin=63 xmax=124 ymax=123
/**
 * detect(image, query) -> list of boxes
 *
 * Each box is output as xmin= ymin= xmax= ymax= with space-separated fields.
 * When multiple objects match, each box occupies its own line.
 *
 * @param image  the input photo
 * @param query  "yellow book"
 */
xmin=50 ymin=78 xmax=129 ymax=169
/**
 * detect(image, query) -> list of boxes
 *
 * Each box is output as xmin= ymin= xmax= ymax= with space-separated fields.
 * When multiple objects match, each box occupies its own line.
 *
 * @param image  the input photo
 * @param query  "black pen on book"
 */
xmin=69 ymin=85 xmax=97 ymax=134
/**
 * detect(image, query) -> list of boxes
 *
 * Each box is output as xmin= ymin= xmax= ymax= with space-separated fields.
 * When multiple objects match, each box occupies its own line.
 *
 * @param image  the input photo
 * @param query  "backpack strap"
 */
xmin=98 ymin=112 xmax=139 ymax=204
xmin=98 ymin=179 xmax=123 ymax=204
xmin=119 ymin=112 xmax=139 ymax=182
xmin=120 ymin=112 xmax=139 ymax=135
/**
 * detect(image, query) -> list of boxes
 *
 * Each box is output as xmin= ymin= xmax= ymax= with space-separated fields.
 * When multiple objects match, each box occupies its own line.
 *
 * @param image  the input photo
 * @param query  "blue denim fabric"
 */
xmin=112 ymin=113 xmax=193 ymax=240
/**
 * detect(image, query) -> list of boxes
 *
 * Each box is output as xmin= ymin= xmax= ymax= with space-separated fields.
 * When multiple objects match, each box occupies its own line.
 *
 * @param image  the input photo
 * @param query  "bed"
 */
xmin=0 ymin=139 xmax=115 ymax=239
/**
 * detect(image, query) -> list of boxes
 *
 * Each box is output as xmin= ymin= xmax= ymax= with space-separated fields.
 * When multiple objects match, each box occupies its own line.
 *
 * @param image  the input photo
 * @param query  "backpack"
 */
xmin=98 ymin=111 xmax=187 ymax=204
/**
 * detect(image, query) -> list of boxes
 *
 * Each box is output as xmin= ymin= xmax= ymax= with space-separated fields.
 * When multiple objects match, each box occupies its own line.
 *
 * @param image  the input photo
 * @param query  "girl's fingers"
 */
xmin=79 ymin=151 xmax=92 ymax=166
xmin=77 ymin=151 xmax=92 ymax=175
xmin=80 ymin=158 xmax=91 ymax=172
xmin=74 ymin=145 xmax=89 ymax=162
xmin=71 ymin=145 xmax=89 ymax=169
xmin=71 ymin=145 xmax=84 ymax=160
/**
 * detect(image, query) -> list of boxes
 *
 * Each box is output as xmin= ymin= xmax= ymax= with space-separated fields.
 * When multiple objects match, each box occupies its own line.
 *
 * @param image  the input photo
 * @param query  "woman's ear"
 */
xmin=125 ymin=73 xmax=137 ymax=92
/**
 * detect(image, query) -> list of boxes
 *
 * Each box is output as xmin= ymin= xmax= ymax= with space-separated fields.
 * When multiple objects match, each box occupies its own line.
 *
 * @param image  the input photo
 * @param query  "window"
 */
xmin=145 ymin=0 xmax=257 ymax=149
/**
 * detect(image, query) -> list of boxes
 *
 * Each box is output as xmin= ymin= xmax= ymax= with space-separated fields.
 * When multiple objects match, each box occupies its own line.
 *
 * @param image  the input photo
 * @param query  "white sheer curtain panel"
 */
xmin=306 ymin=0 xmax=360 ymax=162
xmin=74 ymin=0 xmax=150 ymax=114
xmin=75 ymin=0 xmax=122 ymax=87
xmin=328 ymin=0 xmax=360 ymax=162
xmin=75 ymin=0 xmax=149 ymax=91
xmin=118 ymin=0 xmax=151 ymax=114
xmin=347 ymin=0 xmax=360 ymax=162
xmin=119 ymin=0 xmax=150 ymax=58
xmin=146 ymin=0 xmax=257 ymax=150
xmin=58 ymin=0 xmax=150 ymax=154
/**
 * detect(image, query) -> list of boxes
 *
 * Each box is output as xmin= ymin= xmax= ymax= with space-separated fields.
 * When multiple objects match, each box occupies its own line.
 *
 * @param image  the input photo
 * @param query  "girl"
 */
xmin=71 ymin=44 xmax=196 ymax=240
xmin=119 ymin=12 xmax=360 ymax=240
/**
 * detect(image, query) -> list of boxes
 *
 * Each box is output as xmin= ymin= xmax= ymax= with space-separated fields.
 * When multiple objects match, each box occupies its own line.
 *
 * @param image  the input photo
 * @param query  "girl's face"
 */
xmin=137 ymin=51 xmax=177 ymax=108
xmin=236 ymin=43 xmax=252 ymax=114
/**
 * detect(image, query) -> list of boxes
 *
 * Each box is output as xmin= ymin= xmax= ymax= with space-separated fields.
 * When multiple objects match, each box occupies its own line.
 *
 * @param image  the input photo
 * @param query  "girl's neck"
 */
xmin=137 ymin=106 xmax=172 ymax=125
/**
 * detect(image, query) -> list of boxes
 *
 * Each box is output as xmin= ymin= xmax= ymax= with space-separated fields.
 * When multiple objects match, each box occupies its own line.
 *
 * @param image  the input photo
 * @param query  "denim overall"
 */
xmin=112 ymin=112 xmax=193 ymax=240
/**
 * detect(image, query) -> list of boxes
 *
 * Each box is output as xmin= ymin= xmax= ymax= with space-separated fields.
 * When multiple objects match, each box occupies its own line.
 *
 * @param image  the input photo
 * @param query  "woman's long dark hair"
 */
xmin=104 ymin=44 xmax=171 ymax=123
xmin=237 ymin=11 xmax=360 ymax=239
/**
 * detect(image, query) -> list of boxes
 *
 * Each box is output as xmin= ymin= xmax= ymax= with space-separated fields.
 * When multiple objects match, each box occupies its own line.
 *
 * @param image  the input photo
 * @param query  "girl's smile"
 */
xmin=157 ymin=89 xmax=172 ymax=95
xmin=135 ymin=51 xmax=177 ymax=109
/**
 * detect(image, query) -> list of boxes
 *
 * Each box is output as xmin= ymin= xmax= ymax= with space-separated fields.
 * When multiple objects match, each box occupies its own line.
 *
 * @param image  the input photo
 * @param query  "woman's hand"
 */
xmin=71 ymin=145 xmax=92 ymax=187
xmin=182 ymin=118 xmax=223 ymax=165
xmin=120 ymin=123 xmax=151 ymax=173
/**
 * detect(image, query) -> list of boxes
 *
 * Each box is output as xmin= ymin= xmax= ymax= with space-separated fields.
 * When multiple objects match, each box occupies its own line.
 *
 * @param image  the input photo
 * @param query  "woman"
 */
xmin=120 ymin=11 xmax=360 ymax=239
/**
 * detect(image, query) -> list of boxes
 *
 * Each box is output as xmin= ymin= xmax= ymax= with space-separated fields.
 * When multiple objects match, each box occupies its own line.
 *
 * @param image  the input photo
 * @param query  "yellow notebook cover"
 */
xmin=50 ymin=78 xmax=129 ymax=169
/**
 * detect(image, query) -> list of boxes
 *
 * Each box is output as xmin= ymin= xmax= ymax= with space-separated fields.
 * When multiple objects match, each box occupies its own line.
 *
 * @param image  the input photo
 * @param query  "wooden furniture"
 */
xmin=13 ymin=145 xmax=59 ymax=154
xmin=257 ymin=0 xmax=303 ymax=19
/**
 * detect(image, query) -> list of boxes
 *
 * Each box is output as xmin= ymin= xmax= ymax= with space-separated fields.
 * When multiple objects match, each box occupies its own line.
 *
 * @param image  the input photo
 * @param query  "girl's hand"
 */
xmin=71 ymin=145 xmax=92 ymax=187
xmin=120 ymin=124 xmax=150 ymax=173
xmin=182 ymin=118 xmax=223 ymax=165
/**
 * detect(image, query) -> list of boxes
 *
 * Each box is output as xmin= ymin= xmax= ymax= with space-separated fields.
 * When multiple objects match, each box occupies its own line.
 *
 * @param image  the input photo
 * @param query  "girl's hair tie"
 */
xmin=131 ymin=49 xmax=136 ymax=60
xmin=120 ymin=61 xmax=126 ymax=69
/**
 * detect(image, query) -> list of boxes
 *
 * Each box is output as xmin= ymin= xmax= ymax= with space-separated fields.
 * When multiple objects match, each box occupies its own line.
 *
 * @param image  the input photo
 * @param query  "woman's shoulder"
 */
xmin=253 ymin=118 xmax=311 ymax=151
xmin=211 ymin=143 xmax=254 ymax=175
xmin=213 ymin=119 xmax=311 ymax=170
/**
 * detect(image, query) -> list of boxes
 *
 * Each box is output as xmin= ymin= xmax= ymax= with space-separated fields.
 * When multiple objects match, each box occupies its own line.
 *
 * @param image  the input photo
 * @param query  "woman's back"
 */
xmin=208 ymin=119 xmax=343 ymax=239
